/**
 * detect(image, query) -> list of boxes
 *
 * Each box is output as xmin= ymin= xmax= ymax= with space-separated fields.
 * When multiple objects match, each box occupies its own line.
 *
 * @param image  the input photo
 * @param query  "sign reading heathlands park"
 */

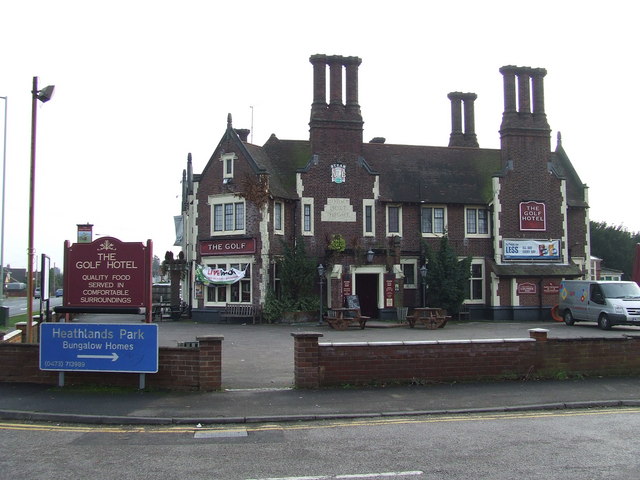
xmin=63 ymin=237 xmax=153 ymax=313
xmin=40 ymin=323 xmax=158 ymax=373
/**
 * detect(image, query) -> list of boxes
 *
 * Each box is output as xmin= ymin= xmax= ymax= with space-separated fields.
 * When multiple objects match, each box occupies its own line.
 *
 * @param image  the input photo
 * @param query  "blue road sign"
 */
xmin=40 ymin=323 xmax=158 ymax=373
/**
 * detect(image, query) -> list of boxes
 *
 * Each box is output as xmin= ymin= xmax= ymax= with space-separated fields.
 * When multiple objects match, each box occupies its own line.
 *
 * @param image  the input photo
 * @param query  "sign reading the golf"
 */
xmin=40 ymin=323 xmax=158 ymax=373
xmin=63 ymin=237 xmax=152 ymax=308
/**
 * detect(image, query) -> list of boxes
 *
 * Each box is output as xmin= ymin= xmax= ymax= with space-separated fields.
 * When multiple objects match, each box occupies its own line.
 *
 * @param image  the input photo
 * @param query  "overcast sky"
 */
xmin=1 ymin=0 xmax=638 ymax=272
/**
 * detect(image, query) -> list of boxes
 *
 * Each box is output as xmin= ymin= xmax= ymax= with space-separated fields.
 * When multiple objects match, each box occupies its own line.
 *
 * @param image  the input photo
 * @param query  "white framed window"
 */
xmin=208 ymin=194 xmax=246 ymax=236
xmin=363 ymin=199 xmax=375 ymax=237
xmin=386 ymin=204 xmax=402 ymax=236
xmin=465 ymin=258 xmax=485 ymax=303
xmin=204 ymin=259 xmax=252 ymax=306
xmin=421 ymin=206 xmax=446 ymax=236
xmin=274 ymin=201 xmax=284 ymax=235
xmin=465 ymin=206 xmax=490 ymax=237
xmin=401 ymin=259 xmax=418 ymax=289
xmin=221 ymin=152 xmax=237 ymax=180
xmin=302 ymin=198 xmax=314 ymax=236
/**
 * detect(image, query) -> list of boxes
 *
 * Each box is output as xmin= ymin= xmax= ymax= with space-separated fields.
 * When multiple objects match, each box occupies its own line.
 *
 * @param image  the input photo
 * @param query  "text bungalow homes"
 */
xmin=178 ymin=54 xmax=588 ymax=322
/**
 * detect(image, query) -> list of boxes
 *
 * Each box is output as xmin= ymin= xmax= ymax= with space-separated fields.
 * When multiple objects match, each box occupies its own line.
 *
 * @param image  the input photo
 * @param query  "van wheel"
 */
xmin=563 ymin=310 xmax=575 ymax=326
xmin=598 ymin=314 xmax=612 ymax=330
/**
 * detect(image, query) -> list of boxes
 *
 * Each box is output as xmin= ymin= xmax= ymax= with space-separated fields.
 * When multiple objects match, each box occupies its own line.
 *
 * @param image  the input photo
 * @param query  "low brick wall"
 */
xmin=0 ymin=335 xmax=223 ymax=391
xmin=292 ymin=330 xmax=640 ymax=388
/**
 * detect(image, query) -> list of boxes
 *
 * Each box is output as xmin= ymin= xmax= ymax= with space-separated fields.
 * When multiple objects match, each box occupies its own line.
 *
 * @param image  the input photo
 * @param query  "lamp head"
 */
xmin=317 ymin=264 xmax=325 ymax=277
xmin=420 ymin=264 xmax=428 ymax=279
xmin=36 ymin=85 xmax=55 ymax=103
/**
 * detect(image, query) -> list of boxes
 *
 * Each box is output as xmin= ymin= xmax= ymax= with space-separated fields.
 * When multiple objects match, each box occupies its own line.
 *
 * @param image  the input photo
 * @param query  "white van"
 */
xmin=559 ymin=280 xmax=640 ymax=330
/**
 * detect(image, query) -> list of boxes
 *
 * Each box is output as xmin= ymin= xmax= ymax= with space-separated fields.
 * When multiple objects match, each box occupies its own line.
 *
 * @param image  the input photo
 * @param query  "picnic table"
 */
xmin=407 ymin=307 xmax=450 ymax=329
xmin=324 ymin=307 xmax=369 ymax=330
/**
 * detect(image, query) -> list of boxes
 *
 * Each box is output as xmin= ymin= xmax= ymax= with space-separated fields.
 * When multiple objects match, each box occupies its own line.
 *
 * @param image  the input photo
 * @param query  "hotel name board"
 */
xmin=200 ymin=238 xmax=256 ymax=256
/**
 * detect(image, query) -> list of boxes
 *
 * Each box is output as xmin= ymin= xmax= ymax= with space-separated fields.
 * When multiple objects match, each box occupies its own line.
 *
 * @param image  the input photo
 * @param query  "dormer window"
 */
xmin=221 ymin=152 xmax=237 ymax=181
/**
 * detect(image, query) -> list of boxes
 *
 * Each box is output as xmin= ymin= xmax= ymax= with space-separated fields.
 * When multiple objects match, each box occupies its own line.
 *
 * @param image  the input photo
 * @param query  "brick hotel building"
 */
xmin=177 ymin=54 xmax=589 ymax=321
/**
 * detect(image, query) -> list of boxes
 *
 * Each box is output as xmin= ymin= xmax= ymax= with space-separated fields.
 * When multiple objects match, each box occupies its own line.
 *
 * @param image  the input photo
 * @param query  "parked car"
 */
xmin=55 ymin=288 xmax=63 ymax=297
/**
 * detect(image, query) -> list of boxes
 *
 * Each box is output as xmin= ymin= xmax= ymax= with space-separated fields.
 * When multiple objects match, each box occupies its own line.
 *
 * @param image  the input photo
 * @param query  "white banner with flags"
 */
xmin=195 ymin=264 xmax=246 ymax=285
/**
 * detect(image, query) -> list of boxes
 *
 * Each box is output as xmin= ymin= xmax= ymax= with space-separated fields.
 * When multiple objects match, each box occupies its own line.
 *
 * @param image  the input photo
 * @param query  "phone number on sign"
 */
xmin=43 ymin=360 xmax=86 ymax=368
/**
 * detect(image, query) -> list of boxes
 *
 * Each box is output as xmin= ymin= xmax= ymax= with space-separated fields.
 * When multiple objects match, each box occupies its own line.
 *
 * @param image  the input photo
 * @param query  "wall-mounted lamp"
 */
xmin=366 ymin=249 xmax=374 ymax=263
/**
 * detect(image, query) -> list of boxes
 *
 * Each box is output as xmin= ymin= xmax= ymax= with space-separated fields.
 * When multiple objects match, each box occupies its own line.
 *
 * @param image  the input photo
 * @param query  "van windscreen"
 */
xmin=600 ymin=282 xmax=640 ymax=299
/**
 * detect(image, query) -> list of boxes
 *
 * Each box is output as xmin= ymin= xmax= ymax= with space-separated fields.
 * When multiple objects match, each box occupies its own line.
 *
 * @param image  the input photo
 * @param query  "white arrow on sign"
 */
xmin=77 ymin=353 xmax=120 ymax=362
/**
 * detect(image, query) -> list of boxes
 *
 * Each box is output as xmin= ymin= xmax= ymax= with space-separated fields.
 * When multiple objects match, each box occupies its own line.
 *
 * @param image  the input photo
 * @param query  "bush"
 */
xmin=263 ymin=289 xmax=319 ymax=323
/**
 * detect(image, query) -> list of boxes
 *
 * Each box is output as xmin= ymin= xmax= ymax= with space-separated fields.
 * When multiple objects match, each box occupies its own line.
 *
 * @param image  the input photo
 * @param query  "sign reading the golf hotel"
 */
xmin=519 ymin=201 xmax=546 ymax=231
xmin=40 ymin=323 xmax=158 ymax=373
xmin=63 ymin=237 xmax=152 ymax=308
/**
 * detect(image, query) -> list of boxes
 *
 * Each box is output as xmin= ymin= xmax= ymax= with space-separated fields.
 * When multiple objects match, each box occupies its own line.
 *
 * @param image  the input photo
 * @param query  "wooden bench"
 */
xmin=324 ymin=307 xmax=370 ymax=330
xmin=456 ymin=303 xmax=470 ymax=321
xmin=407 ymin=307 xmax=451 ymax=329
xmin=222 ymin=303 xmax=260 ymax=324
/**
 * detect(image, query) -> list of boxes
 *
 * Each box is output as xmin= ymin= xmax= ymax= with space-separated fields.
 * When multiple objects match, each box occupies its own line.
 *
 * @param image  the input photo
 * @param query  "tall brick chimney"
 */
xmin=448 ymin=92 xmax=479 ymax=147
xmin=499 ymin=65 xmax=551 ymax=171
xmin=309 ymin=54 xmax=363 ymax=157
xmin=499 ymin=66 xmax=549 ymax=133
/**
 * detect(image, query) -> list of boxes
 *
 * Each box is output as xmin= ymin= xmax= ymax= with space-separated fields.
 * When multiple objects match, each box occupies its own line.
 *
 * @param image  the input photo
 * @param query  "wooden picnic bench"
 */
xmin=324 ymin=307 xmax=369 ymax=330
xmin=222 ymin=303 xmax=260 ymax=324
xmin=407 ymin=307 xmax=450 ymax=329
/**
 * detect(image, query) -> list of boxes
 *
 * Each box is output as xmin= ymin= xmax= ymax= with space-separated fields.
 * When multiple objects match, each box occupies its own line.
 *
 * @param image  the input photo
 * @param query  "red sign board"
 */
xmin=342 ymin=274 xmax=352 ymax=297
xmin=200 ymin=238 xmax=256 ymax=256
xmin=384 ymin=273 xmax=395 ymax=308
xmin=517 ymin=282 xmax=537 ymax=294
xmin=63 ymin=237 xmax=152 ymax=309
xmin=543 ymin=283 xmax=560 ymax=294
xmin=519 ymin=201 xmax=546 ymax=231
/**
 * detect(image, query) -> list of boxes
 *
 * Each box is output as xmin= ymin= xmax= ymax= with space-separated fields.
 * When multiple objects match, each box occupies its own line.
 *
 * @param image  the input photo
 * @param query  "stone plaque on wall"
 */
xmin=321 ymin=198 xmax=356 ymax=222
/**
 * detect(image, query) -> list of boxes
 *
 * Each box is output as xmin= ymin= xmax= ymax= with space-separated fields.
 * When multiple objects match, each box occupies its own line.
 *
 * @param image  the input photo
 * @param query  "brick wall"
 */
xmin=292 ymin=330 xmax=640 ymax=388
xmin=0 ymin=335 xmax=223 ymax=391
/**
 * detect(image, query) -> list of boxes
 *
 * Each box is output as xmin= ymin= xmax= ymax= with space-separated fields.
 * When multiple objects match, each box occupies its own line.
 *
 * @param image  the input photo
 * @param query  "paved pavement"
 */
xmin=1 ymin=316 xmax=640 ymax=425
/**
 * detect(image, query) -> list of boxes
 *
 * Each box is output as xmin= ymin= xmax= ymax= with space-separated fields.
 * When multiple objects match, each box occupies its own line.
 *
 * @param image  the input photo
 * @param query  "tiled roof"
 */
xmin=489 ymin=260 xmax=583 ymax=277
xmin=362 ymin=143 xmax=502 ymax=204
xmin=238 ymin=135 xmax=584 ymax=208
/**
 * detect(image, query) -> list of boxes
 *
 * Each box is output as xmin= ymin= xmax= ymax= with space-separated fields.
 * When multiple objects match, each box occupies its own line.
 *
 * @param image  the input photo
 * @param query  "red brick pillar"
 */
xmin=197 ymin=335 xmax=224 ymax=391
xmin=291 ymin=332 xmax=323 ymax=389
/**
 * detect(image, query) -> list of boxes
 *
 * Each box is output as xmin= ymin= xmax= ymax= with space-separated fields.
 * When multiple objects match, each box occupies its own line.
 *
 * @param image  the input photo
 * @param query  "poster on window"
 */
xmin=195 ymin=264 xmax=246 ymax=285
xmin=503 ymin=239 xmax=561 ymax=260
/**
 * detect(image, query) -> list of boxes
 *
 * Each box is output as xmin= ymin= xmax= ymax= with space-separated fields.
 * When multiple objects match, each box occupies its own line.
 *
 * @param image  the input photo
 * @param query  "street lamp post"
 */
xmin=26 ymin=77 xmax=54 ymax=343
xmin=0 ymin=95 xmax=7 ymax=304
xmin=420 ymin=264 xmax=428 ymax=307
xmin=317 ymin=264 xmax=325 ymax=325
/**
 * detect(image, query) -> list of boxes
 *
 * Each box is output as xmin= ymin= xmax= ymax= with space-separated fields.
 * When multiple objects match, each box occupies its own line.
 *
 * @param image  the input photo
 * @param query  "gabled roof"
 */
xmin=255 ymin=135 xmax=311 ymax=200
xmin=552 ymin=137 xmax=589 ymax=208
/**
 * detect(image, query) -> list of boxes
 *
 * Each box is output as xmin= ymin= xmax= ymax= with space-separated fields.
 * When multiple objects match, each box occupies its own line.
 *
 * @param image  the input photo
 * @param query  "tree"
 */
xmin=423 ymin=235 xmax=471 ymax=314
xmin=152 ymin=255 xmax=162 ymax=278
xmin=279 ymin=239 xmax=316 ymax=301
xmin=263 ymin=239 xmax=318 ymax=323
xmin=590 ymin=221 xmax=640 ymax=279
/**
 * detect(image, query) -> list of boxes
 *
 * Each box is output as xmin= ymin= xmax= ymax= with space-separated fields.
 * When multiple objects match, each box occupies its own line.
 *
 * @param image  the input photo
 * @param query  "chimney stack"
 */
xmin=309 ymin=54 xmax=363 ymax=155
xmin=499 ymin=65 xmax=549 ymax=132
xmin=234 ymin=128 xmax=250 ymax=142
xmin=447 ymin=92 xmax=479 ymax=147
